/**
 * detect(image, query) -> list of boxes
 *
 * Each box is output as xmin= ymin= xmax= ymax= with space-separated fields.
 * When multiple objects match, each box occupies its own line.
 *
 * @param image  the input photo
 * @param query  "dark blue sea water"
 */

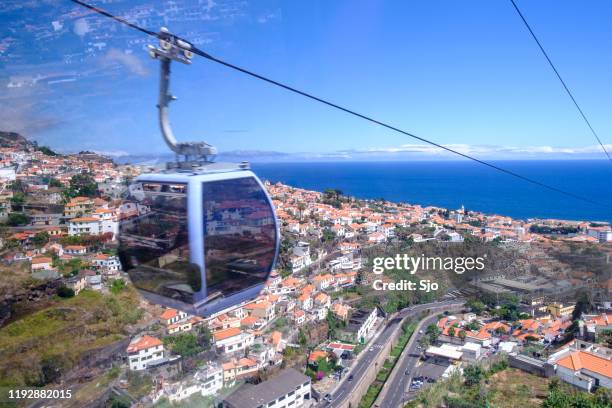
xmin=251 ymin=161 xmax=612 ymax=223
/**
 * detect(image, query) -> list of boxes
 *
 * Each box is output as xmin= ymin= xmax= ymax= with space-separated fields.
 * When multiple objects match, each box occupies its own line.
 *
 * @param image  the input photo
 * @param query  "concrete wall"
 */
xmin=508 ymin=353 xmax=555 ymax=378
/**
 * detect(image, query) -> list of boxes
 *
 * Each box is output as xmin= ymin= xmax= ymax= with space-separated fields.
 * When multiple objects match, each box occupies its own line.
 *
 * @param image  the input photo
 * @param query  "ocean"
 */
xmin=250 ymin=160 xmax=612 ymax=223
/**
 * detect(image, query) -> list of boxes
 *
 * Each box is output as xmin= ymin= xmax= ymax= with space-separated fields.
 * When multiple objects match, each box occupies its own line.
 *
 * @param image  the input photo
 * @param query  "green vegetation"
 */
xmin=110 ymin=278 xmax=126 ymax=295
xmin=599 ymin=329 xmax=612 ymax=348
xmin=419 ymin=323 xmax=441 ymax=348
xmin=36 ymin=146 xmax=58 ymax=156
xmin=5 ymin=212 xmax=29 ymax=226
xmin=56 ymin=286 xmax=75 ymax=298
xmin=306 ymin=355 xmax=339 ymax=380
xmin=0 ymin=288 xmax=143 ymax=388
xmin=542 ymin=378 xmax=611 ymax=408
xmin=326 ymin=310 xmax=346 ymax=339
xmin=65 ymin=173 xmax=98 ymax=198
xmin=163 ymin=326 xmax=212 ymax=358
xmin=529 ymin=224 xmax=579 ymax=235
xmin=465 ymin=298 xmax=486 ymax=314
xmin=126 ymin=370 xmax=153 ymax=400
xmin=31 ymin=231 xmax=50 ymax=247
xmin=405 ymin=361 xmax=610 ymax=408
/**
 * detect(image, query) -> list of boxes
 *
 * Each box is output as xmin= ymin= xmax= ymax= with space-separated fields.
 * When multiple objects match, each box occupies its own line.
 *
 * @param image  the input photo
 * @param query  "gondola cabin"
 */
xmin=118 ymin=163 xmax=280 ymax=316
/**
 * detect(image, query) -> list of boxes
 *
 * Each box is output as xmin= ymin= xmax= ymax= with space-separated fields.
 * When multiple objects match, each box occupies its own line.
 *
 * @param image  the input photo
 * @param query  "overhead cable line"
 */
xmin=509 ymin=0 xmax=611 ymax=162
xmin=69 ymin=0 xmax=611 ymax=208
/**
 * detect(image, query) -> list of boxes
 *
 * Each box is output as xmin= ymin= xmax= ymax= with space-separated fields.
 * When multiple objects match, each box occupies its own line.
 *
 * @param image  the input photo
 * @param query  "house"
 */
xmin=221 ymin=368 xmax=312 ymax=408
xmin=313 ymin=274 xmax=334 ymax=291
xmin=245 ymin=300 xmax=276 ymax=322
xmin=308 ymin=350 xmax=329 ymax=365
xmin=221 ymin=358 xmax=258 ymax=384
xmin=64 ymin=245 xmax=87 ymax=256
xmin=292 ymin=309 xmax=306 ymax=326
xmin=195 ymin=364 xmax=224 ymax=397
xmin=80 ymin=269 xmax=102 ymax=291
xmin=290 ymin=242 xmax=312 ymax=273
xmin=63 ymin=196 xmax=94 ymax=219
xmin=297 ymin=292 xmax=313 ymax=311
xmin=553 ymin=348 xmax=611 ymax=391
xmin=331 ymin=303 xmax=350 ymax=321
xmin=367 ymin=232 xmax=386 ymax=244
xmin=168 ymin=321 xmax=193 ymax=335
xmin=92 ymin=253 xmax=121 ymax=273
xmin=127 ymin=335 xmax=165 ymax=371
xmin=65 ymin=274 xmax=87 ymax=295
xmin=161 ymin=308 xmax=188 ymax=326
xmin=68 ymin=217 xmax=101 ymax=236
xmin=313 ymin=293 xmax=331 ymax=309
xmin=213 ymin=327 xmax=254 ymax=354
xmin=31 ymin=256 xmax=53 ymax=271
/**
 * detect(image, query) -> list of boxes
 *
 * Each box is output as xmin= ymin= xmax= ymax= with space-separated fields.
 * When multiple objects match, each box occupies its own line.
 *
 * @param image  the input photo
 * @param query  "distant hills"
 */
xmin=0 ymin=131 xmax=111 ymax=162
xmin=0 ymin=131 xmax=34 ymax=150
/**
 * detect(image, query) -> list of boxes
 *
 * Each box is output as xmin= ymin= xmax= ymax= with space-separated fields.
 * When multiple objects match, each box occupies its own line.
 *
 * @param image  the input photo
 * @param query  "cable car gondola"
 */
xmin=118 ymin=29 xmax=280 ymax=317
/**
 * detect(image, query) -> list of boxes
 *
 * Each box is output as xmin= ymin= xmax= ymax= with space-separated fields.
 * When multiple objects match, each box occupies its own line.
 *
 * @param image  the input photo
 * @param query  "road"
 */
xmin=378 ymin=313 xmax=441 ymax=408
xmin=323 ymin=300 xmax=464 ymax=408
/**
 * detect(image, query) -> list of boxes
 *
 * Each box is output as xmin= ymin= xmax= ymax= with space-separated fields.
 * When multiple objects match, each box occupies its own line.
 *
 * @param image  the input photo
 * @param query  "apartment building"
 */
xmin=222 ymin=368 xmax=312 ymax=408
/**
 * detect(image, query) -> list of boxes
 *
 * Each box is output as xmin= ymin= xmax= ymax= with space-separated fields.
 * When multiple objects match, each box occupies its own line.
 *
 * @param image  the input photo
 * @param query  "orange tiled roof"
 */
xmin=127 ymin=335 xmax=162 ymax=353
xmin=160 ymin=309 xmax=178 ymax=320
xmin=213 ymin=327 xmax=242 ymax=342
xmin=308 ymin=350 xmax=328 ymax=362
xmin=557 ymin=351 xmax=612 ymax=378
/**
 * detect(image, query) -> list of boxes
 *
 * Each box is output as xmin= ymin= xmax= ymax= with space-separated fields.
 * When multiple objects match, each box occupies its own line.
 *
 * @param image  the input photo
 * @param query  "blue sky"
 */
xmin=1 ymin=0 xmax=612 ymax=160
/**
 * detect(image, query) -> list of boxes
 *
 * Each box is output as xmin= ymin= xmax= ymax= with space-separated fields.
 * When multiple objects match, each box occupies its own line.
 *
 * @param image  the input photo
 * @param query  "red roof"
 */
xmin=127 ymin=335 xmax=162 ymax=353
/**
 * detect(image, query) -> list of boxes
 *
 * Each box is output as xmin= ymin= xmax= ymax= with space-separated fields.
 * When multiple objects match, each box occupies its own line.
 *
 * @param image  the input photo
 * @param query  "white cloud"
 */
xmin=356 ymin=143 xmax=612 ymax=157
xmin=73 ymin=18 xmax=91 ymax=37
xmin=257 ymin=9 xmax=282 ymax=24
xmin=102 ymin=49 xmax=148 ymax=76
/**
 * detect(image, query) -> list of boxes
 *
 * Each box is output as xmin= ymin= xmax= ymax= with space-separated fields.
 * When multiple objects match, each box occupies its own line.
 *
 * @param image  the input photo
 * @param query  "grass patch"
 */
xmin=405 ymin=367 xmax=550 ymax=408
xmin=0 ymin=288 xmax=144 ymax=388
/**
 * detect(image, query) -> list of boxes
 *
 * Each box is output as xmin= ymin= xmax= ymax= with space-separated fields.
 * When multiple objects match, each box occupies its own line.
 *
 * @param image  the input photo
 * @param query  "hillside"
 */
xmin=0 ymin=131 xmax=34 ymax=150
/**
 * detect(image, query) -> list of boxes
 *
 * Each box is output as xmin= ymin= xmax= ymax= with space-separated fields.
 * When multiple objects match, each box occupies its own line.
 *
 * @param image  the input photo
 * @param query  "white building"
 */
xmin=127 ymin=335 xmax=165 ymax=371
xmin=548 ymin=343 xmax=612 ymax=392
xmin=222 ymin=368 xmax=312 ymax=408
xmin=92 ymin=254 xmax=121 ymax=274
xmin=213 ymin=328 xmax=255 ymax=354
xmin=290 ymin=242 xmax=312 ymax=273
xmin=68 ymin=217 xmax=101 ymax=236
xmin=196 ymin=364 xmax=224 ymax=397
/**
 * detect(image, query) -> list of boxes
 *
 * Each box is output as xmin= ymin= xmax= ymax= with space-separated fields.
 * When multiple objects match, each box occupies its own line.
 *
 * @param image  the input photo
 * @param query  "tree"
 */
xmin=164 ymin=333 xmax=202 ymax=357
xmin=37 ymin=146 xmax=58 ymax=156
xmin=542 ymin=379 xmax=571 ymax=408
xmin=6 ymin=212 xmax=29 ymax=226
xmin=10 ymin=192 xmax=25 ymax=205
xmin=196 ymin=326 xmax=212 ymax=350
xmin=57 ymin=286 xmax=75 ymax=298
xmin=48 ymin=178 xmax=63 ymax=188
xmin=463 ymin=365 xmax=483 ymax=386
xmin=322 ymin=228 xmax=335 ymax=242
xmin=572 ymin=291 xmax=593 ymax=320
xmin=425 ymin=324 xmax=441 ymax=344
xmin=67 ymin=173 xmax=98 ymax=198
xmin=39 ymin=355 xmax=66 ymax=385
xmin=32 ymin=231 xmax=50 ymax=247
xmin=448 ymin=326 xmax=456 ymax=337
xmin=110 ymin=279 xmax=126 ymax=294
